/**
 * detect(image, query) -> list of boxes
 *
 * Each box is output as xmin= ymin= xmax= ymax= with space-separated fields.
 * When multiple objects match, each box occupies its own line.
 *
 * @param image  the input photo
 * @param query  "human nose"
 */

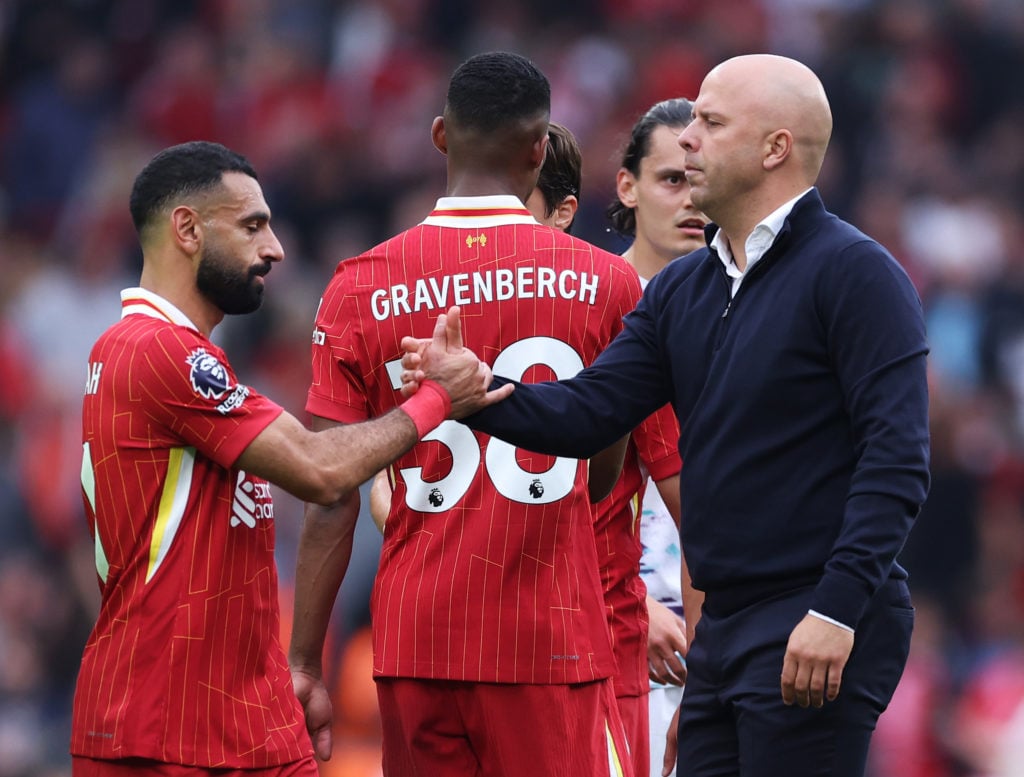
xmin=678 ymin=124 xmax=696 ymax=152
xmin=264 ymin=228 xmax=284 ymax=263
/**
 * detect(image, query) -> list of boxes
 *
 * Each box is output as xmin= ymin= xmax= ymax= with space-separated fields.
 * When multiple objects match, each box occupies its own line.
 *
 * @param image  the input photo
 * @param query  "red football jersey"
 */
xmin=592 ymin=403 xmax=681 ymax=698
xmin=307 ymin=195 xmax=643 ymax=684
xmin=72 ymin=289 xmax=310 ymax=767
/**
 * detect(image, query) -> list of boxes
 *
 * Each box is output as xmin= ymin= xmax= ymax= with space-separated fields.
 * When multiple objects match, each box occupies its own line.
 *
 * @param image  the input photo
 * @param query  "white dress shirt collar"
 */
xmin=710 ymin=188 xmax=812 ymax=296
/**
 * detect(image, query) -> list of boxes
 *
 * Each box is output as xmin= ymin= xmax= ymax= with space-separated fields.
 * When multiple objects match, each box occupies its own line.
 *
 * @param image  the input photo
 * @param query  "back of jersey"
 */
xmin=308 ymin=195 xmax=642 ymax=684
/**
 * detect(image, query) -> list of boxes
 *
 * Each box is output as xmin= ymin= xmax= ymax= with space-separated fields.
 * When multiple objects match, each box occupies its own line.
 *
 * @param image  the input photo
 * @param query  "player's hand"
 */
xmin=399 ymin=337 xmax=430 ymax=396
xmin=398 ymin=304 xmax=468 ymax=396
xmin=780 ymin=613 xmax=855 ymax=708
xmin=647 ymin=597 xmax=688 ymax=686
xmin=663 ymin=703 xmax=680 ymax=777
xmin=399 ymin=306 xmax=513 ymax=416
xmin=399 ymin=304 xmax=462 ymax=392
xmin=291 ymin=667 xmax=334 ymax=761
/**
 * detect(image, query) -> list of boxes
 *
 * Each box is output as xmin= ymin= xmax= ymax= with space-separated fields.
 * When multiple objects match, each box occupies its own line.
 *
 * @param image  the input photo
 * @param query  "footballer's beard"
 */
xmin=196 ymin=241 xmax=269 ymax=315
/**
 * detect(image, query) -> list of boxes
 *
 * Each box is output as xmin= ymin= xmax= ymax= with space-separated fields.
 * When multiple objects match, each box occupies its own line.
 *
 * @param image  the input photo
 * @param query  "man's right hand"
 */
xmin=291 ymin=668 xmax=333 ymax=761
xmin=401 ymin=306 xmax=513 ymax=417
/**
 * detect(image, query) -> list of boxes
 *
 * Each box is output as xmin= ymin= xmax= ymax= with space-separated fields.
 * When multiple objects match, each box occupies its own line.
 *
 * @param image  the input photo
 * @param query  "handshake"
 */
xmin=401 ymin=306 xmax=514 ymax=419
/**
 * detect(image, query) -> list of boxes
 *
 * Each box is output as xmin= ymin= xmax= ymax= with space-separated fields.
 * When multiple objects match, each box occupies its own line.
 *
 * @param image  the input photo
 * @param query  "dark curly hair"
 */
xmin=445 ymin=51 xmax=550 ymax=134
xmin=130 ymin=141 xmax=257 ymax=235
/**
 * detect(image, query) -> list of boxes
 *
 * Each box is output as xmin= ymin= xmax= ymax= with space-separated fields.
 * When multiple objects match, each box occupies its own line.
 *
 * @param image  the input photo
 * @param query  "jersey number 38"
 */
xmin=385 ymin=336 xmax=584 ymax=512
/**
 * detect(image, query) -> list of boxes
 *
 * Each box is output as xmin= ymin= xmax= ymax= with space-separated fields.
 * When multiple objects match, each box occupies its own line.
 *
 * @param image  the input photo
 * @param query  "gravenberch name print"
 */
xmin=368 ymin=265 xmax=601 ymax=320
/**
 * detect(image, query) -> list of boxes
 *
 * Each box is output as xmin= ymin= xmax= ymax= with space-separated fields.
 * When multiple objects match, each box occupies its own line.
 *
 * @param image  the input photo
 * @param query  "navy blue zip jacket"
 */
xmin=465 ymin=189 xmax=930 ymax=631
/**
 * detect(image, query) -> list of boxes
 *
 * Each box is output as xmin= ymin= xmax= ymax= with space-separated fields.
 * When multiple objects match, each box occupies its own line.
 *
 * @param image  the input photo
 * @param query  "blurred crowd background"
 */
xmin=1 ymin=0 xmax=1023 ymax=775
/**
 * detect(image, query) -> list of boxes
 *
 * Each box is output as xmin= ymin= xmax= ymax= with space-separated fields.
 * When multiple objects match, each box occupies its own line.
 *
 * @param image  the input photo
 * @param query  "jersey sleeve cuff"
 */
xmin=646 ymin=451 xmax=682 ymax=482
xmin=305 ymin=393 xmax=366 ymax=424
xmin=222 ymin=404 xmax=284 ymax=468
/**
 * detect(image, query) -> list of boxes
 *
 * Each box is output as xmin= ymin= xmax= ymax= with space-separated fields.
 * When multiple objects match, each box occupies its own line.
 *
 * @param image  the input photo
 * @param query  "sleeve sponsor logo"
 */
xmin=186 ymin=347 xmax=250 ymax=414
xmin=311 ymin=296 xmax=326 ymax=345
xmin=186 ymin=348 xmax=231 ymax=399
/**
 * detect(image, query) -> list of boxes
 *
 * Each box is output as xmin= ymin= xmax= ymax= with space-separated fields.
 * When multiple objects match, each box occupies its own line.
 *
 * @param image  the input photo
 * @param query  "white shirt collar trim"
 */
xmin=421 ymin=195 xmax=539 ymax=228
xmin=120 ymin=287 xmax=198 ymax=330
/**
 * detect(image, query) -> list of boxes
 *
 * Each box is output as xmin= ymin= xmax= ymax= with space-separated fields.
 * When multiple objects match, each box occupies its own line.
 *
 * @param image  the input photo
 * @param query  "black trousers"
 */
xmin=676 ymin=578 xmax=914 ymax=777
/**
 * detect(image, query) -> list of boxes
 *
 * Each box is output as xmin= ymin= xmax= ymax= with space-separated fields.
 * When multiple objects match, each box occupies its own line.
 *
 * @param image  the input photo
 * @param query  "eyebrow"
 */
xmin=696 ymin=108 xmax=725 ymax=122
xmin=239 ymin=209 xmax=271 ymax=225
xmin=651 ymin=165 xmax=687 ymax=178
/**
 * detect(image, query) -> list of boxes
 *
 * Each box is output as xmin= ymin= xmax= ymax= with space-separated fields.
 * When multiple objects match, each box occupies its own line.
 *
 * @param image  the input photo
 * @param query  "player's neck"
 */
xmin=139 ymin=268 xmax=223 ymax=337
xmin=622 ymin=241 xmax=673 ymax=283
xmin=446 ymin=172 xmax=531 ymax=204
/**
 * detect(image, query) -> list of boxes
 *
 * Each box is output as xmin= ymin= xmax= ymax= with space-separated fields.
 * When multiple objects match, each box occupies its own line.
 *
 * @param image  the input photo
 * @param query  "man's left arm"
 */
xmin=782 ymin=242 xmax=930 ymax=708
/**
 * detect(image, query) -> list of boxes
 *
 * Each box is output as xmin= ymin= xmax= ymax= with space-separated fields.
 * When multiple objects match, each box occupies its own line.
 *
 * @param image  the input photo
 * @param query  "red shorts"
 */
xmin=71 ymin=756 xmax=319 ymax=777
xmin=377 ymin=677 xmax=633 ymax=777
xmin=616 ymin=692 xmax=651 ymax=777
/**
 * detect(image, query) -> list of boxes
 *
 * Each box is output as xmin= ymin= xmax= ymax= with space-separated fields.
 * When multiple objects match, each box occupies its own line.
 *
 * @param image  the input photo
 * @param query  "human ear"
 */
xmin=171 ymin=206 xmax=202 ymax=256
xmin=529 ymin=132 xmax=549 ymax=171
xmin=616 ymin=168 xmax=638 ymax=208
xmin=431 ymin=116 xmax=448 ymax=155
xmin=553 ymin=195 xmax=578 ymax=232
xmin=764 ymin=129 xmax=793 ymax=171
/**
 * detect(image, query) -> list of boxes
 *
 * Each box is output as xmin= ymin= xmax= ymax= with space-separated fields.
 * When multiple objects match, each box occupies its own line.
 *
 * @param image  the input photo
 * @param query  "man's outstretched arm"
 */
xmin=400 ymin=308 xmax=670 ymax=459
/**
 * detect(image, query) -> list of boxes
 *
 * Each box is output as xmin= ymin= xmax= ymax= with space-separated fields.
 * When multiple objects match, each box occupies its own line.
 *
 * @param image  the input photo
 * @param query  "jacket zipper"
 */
xmin=713 ymin=250 xmax=776 ymax=348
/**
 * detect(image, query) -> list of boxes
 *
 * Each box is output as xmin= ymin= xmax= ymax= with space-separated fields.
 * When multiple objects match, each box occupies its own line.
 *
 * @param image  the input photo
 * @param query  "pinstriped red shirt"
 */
xmin=72 ymin=288 xmax=308 ymax=767
xmin=592 ymin=403 xmax=681 ymax=698
xmin=308 ymin=195 xmax=643 ymax=684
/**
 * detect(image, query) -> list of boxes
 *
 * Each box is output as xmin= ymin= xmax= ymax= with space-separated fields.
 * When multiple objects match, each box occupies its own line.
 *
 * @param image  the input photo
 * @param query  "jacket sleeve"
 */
xmin=809 ymin=240 xmax=931 ymax=629
xmin=465 ymin=284 xmax=676 ymax=460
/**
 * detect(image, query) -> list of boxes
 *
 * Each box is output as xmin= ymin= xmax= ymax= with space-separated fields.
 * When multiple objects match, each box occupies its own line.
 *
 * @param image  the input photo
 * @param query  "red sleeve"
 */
xmin=632 ymin=402 xmax=681 ymax=482
xmin=306 ymin=265 xmax=373 ymax=424
xmin=139 ymin=326 xmax=283 ymax=468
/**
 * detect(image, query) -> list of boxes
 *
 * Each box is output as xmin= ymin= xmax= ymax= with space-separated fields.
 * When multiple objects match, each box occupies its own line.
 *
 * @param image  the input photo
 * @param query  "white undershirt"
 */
xmin=710 ymin=188 xmax=811 ymax=297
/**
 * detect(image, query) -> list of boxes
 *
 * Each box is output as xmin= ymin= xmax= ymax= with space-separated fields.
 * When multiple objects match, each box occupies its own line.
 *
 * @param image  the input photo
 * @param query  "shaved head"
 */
xmin=679 ymin=54 xmax=834 ymax=236
xmin=706 ymin=54 xmax=832 ymax=181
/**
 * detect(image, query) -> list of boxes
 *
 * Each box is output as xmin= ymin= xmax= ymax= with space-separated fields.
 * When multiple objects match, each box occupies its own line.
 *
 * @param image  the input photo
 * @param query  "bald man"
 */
xmin=405 ymin=54 xmax=930 ymax=777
